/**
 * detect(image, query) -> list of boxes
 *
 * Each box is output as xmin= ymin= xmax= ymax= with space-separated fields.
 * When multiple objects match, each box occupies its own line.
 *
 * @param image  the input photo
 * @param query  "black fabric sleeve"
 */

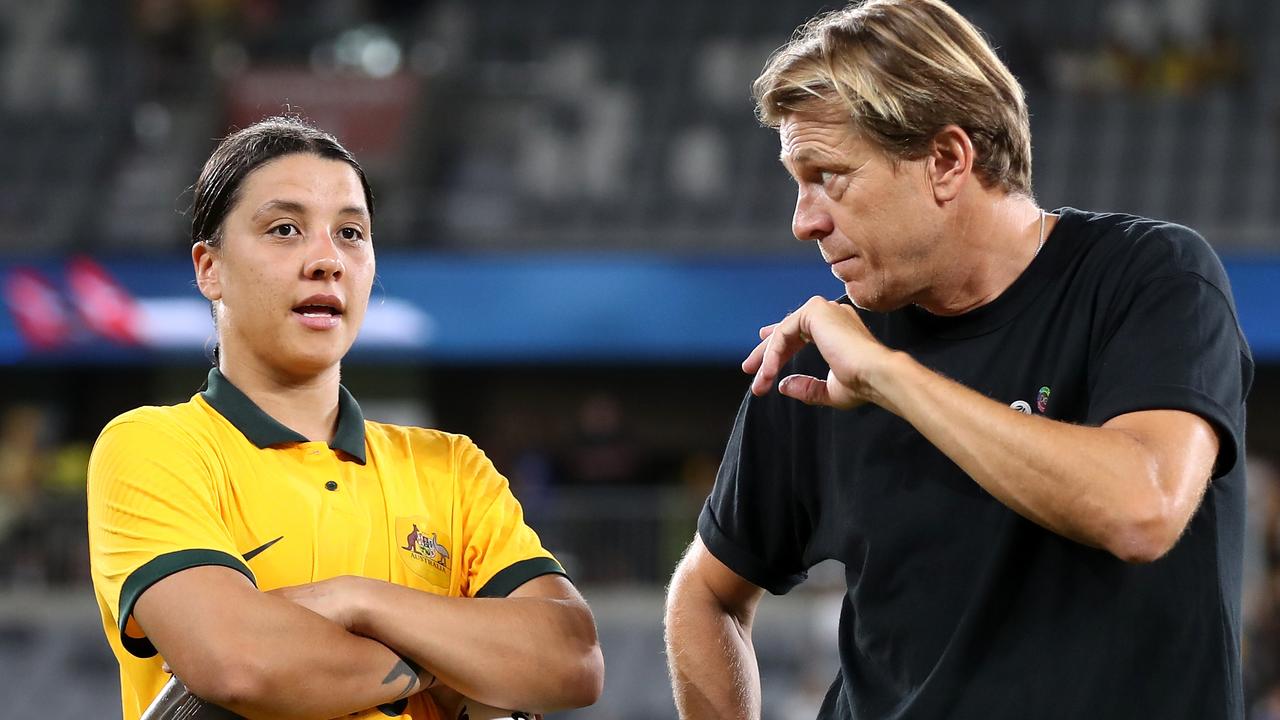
xmin=698 ymin=390 xmax=811 ymax=596
xmin=1087 ymin=270 xmax=1252 ymax=477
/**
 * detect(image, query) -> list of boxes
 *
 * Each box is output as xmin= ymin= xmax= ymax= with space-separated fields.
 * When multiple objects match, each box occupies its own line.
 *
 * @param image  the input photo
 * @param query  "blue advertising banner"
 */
xmin=0 ymin=253 xmax=1275 ymax=364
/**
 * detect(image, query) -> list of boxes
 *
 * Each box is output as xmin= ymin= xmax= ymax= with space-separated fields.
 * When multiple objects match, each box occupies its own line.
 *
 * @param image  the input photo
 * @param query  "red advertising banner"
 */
xmin=225 ymin=68 xmax=421 ymax=165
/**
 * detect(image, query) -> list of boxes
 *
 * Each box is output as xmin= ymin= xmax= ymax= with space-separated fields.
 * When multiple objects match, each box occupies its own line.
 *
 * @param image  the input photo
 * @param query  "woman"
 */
xmin=87 ymin=117 xmax=604 ymax=720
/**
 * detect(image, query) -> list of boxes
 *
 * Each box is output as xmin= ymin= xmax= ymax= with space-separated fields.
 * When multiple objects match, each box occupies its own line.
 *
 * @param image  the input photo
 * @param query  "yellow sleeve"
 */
xmin=451 ymin=436 xmax=566 ymax=598
xmin=87 ymin=412 xmax=253 ymax=658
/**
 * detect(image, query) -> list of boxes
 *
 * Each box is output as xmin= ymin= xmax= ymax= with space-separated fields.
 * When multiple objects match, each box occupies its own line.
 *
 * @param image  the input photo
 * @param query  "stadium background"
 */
xmin=1 ymin=0 xmax=1279 ymax=717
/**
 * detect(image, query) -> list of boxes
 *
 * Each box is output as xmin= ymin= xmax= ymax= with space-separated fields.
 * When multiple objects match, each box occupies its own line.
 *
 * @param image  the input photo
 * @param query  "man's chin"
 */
xmin=846 ymin=292 xmax=872 ymax=311
xmin=845 ymin=285 xmax=907 ymax=314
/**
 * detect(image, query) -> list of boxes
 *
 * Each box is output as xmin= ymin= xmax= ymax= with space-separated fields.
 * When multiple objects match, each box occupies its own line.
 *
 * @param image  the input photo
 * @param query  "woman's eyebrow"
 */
xmin=251 ymin=200 xmax=369 ymax=222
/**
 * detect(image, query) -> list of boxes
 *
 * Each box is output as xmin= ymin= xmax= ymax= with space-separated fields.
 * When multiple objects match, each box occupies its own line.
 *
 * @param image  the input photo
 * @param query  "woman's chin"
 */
xmin=273 ymin=344 xmax=350 ymax=378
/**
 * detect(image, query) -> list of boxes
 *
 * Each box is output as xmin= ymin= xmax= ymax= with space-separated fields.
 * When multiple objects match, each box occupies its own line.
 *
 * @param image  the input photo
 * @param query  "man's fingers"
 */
xmin=745 ymin=297 xmax=878 ymax=406
xmin=742 ymin=324 xmax=780 ymax=373
xmin=778 ymin=374 xmax=831 ymax=406
xmin=746 ymin=299 xmax=843 ymax=393
xmin=750 ymin=316 xmax=810 ymax=395
xmin=742 ymin=336 xmax=770 ymax=374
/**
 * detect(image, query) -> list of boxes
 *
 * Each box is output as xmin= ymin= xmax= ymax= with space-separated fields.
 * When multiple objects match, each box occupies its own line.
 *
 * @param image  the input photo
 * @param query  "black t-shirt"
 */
xmin=699 ymin=208 xmax=1254 ymax=720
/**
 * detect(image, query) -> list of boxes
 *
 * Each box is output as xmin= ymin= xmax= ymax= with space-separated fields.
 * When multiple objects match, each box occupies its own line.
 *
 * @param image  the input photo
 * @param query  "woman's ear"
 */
xmin=192 ymin=241 xmax=222 ymax=301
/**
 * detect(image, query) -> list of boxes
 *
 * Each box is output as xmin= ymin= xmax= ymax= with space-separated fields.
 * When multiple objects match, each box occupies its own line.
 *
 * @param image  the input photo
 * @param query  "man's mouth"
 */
xmin=828 ymin=255 xmax=861 ymax=281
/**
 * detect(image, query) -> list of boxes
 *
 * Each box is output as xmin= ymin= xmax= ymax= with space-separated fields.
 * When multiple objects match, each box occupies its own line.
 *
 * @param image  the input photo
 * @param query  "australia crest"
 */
xmin=396 ymin=516 xmax=452 ymax=585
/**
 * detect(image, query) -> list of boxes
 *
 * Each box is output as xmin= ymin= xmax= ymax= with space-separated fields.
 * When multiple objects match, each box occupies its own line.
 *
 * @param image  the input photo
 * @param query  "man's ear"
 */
xmin=926 ymin=125 xmax=975 ymax=203
xmin=192 ymin=241 xmax=222 ymax=301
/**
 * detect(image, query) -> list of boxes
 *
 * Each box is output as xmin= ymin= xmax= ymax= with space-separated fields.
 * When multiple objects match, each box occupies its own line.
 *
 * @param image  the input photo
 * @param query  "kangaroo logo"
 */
xmin=401 ymin=521 xmax=451 ymax=576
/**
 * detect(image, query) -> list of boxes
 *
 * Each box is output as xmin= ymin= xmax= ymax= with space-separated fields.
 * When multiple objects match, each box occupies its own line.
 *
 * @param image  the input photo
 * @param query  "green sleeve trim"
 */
xmin=475 ymin=557 xmax=568 ymax=598
xmin=117 ymin=549 xmax=256 ymax=658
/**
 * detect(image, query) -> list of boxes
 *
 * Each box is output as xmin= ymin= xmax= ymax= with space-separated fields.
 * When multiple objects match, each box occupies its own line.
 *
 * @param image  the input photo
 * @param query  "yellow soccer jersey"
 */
xmin=87 ymin=369 xmax=565 ymax=720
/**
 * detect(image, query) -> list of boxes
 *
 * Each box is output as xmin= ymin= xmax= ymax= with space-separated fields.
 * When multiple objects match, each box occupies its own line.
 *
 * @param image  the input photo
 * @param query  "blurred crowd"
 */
xmin=981 ymin=0 xmax=1248 ymax=95
xmin=3 ymin=0 xmax=1278 ymax=254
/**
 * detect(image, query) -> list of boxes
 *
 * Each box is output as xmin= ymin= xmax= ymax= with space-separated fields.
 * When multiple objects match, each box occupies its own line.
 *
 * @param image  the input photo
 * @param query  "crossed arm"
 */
xmin=135 ymin=567 xmax=602 ymax=719
xmin=272 ymin=573 xmax=603 ymax=712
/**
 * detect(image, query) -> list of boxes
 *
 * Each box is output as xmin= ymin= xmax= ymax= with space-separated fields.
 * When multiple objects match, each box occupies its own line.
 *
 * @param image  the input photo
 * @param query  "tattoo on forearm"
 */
xmin=382 ymin=654 xmax=426 ymax=700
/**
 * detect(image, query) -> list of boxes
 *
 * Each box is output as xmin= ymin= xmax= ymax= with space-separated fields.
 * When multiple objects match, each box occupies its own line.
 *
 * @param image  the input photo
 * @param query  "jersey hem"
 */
xmin=118 ymin=548 xmax=256 ymax=658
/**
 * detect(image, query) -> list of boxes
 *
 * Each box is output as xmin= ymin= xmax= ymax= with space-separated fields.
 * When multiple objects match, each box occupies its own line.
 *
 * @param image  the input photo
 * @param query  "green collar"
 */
xmin=199 ymin=368 xmax=367 ymax=464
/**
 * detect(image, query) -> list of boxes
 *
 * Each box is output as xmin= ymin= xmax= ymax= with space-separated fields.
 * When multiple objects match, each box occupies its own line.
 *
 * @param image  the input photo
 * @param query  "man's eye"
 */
xmin=269 ymin=223 xmax=298 ymax=237
xmin=339 ymin=227 xmax=364 ymax=241
xmin=820 ymin=170 xmax=838 ymax=185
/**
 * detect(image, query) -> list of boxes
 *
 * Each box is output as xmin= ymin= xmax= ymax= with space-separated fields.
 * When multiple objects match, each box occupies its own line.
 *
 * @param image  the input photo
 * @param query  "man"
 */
xmin=664 ymin=1 xmax=1253 ymax=718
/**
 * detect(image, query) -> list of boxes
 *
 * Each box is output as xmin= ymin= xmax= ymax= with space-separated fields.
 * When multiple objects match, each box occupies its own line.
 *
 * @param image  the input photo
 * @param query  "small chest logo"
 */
xmin=1036 ymin=386 xmax=1051 ymax=413
xmin=404 ymin=525 xmax=450 ymax=571
xmin=396 ymin=516 xmax=452 ymax=585
xmin=1010 ymin=385 xmax=1052 ymax=415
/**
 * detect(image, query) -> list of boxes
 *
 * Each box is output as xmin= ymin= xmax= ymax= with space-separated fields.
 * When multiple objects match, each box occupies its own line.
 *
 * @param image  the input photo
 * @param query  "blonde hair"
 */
xmin=753 ymin=0 xmax=1032 ymax=195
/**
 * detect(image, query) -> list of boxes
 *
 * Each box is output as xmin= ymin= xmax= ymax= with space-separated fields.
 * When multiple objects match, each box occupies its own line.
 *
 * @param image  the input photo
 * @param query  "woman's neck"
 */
xmin=218 ymin=360 xmax=343 ymax=444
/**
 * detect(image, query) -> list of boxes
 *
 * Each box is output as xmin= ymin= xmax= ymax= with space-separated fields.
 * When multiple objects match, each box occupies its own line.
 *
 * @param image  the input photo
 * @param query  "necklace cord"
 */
xmin=1034 ymin=210 xmax=1047 ymax=257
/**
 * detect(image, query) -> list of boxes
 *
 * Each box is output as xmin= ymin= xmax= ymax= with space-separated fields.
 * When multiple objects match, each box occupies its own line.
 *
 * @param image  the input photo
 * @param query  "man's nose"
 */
xmin=792 ymin=186 xmax=834 ymax=242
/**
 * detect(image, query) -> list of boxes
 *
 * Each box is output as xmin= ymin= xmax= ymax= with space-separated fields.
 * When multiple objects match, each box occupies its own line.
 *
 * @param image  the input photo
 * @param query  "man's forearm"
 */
xmin=870 ymin=352 xmax=1212 ymax=560
xmin=665 ymin=577 xmax=760 ymax=720
xmin=349 ymin=579 xmax=601 ymax=712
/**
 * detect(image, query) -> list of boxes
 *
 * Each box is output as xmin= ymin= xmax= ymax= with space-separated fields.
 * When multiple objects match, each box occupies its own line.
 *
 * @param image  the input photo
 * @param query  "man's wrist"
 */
xmin=865 ymin=350 xmax=918 ymax=415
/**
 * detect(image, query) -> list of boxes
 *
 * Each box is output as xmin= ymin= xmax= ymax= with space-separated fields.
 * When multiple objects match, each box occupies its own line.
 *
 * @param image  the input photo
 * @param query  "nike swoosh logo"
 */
xmin=243 ymin=535 xmax=284 ymax=562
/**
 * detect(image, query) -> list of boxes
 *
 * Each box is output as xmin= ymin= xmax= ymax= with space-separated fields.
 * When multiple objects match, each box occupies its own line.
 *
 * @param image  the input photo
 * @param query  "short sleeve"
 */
xmin=452 ymin=437 xmax=566 ymax=598
xmin=87 ymin=415 xmax=253 ymax=658
xmin=698 ymin=390 xmax=811 ymax=596
xmin=1087 ymin=272 xmax=1252 ymax=477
